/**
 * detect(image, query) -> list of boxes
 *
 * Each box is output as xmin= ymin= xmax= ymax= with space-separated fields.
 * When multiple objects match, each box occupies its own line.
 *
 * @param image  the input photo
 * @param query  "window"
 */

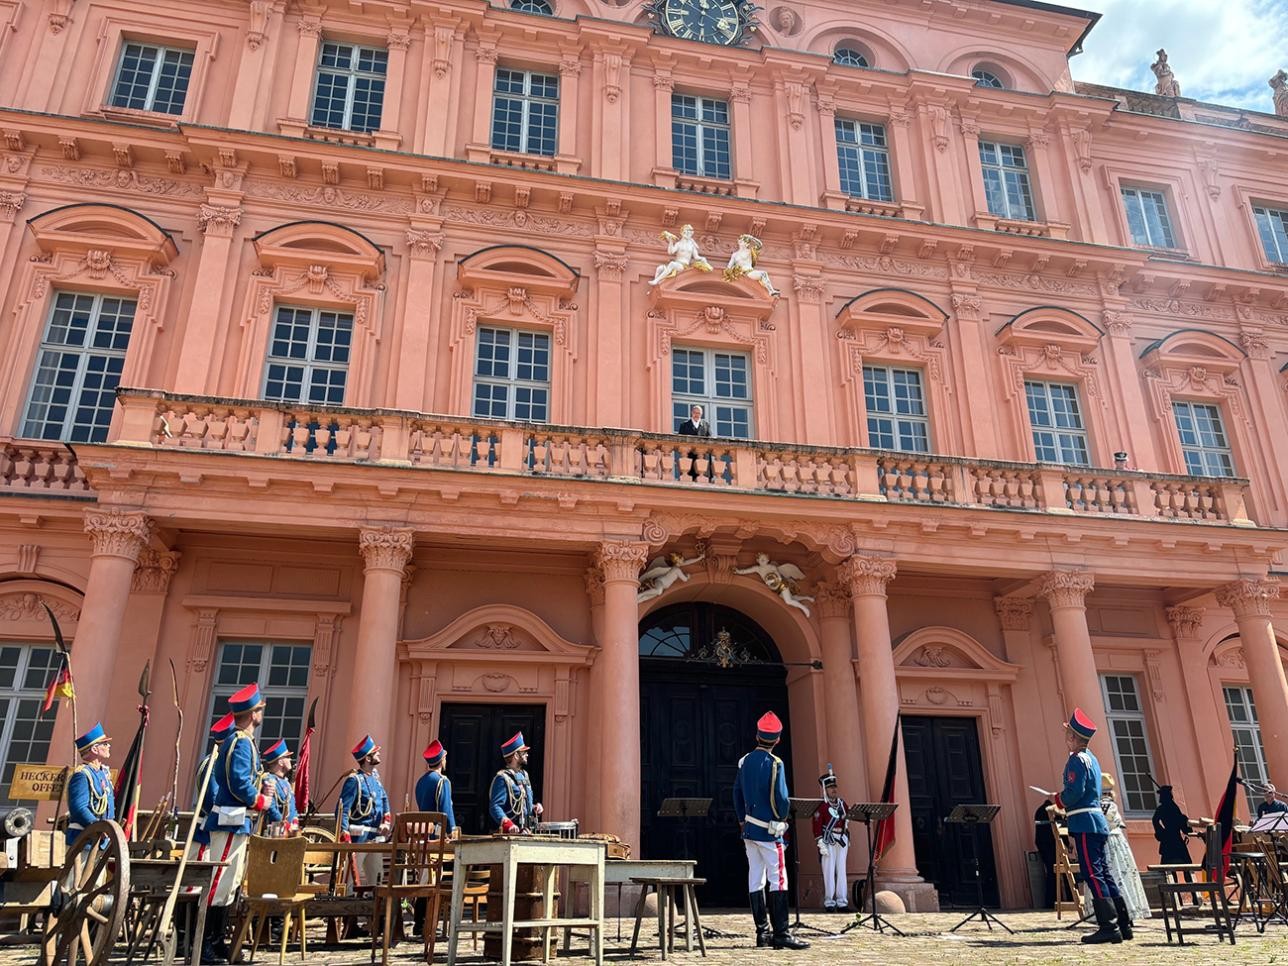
xmin=1224 ymin=686 xmax=1268 ymax=818
xmin=863 ymin=366 xmax=929 ymax=452
xmin=262 ymin=305 xmax=352 ymax=406
xmin=109 ymin=42 xmax=195 ymax=115
xmin=22 ymin=292 xmax=135 ymax=444
xmin=979 ymin=141 xmax=1036 ymax=221
xmin=835 ymin=119 xmax=893 ymax=202
xmin=1173 ymin=401 xmax=1235 ymax=477
xmin=1100 ymin=674 xmax=1158 ymax=815
xmin=1253 ymin=205 xmax=1288 ymax=265
xmin=0 ymin=645 xmax=62 ymax=804
xmin=472 ymin=327 xmax=551 ymax=422
xmin=672 ymin=94 xmax=731 ymax=180
xmin=205 ymin=642 xmax=311 ymax=756
xmin=1025 ymin=381 xmax=1089 ymax=465
xmin=510 ymin=0 xmax=553 ymax=12
xmin=671 ymin=347 xmax=753 ymax=439
xmin=491 ymin=68 xmax=559 ymax=157
xmin=972 ymin=69 xmax=1004 ymax=89
xmin=1122 ymin=187 xmax=1178 ymax=249
xmin=310 ymin=42 xmax=387 ymax=133
xmin=834 ymin=47 xmax=869 ymax=68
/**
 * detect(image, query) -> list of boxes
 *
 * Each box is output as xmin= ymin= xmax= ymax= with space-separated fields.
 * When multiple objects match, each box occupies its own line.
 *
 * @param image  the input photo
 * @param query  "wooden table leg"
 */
xmin=656 ymin=884 xmax=667 ymax=961
xmin=189 ymin=888 xmax=210 ymax=966
xmin=681 ymin=884 xmax=692 ymax=952
xmin=501 ymin=856 xmax=517 ymax=966
xmin=446 ymin=859 xmax=466 ymax=966
xmin=543 ymin=864 xmax=556 ymax=965
xmin=629 ymin=884 xmax=648 ymax=954
xmin=688 ymin=885 xmax=707 ymax=957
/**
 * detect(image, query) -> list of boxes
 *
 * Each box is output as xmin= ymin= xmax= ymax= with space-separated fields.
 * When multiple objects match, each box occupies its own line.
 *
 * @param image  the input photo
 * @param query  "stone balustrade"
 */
xmin=0 ymin=437 xmax=92 ymax=495
xmin=108 ymin=390 xmax=1257 ymax=527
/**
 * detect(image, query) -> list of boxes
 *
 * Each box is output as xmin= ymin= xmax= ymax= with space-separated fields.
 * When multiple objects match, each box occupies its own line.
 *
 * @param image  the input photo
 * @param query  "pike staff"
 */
xmin=40 ymin=602 xmax=77 ymax=867
xmin=167 ymin=659 xmax=184 ymax=837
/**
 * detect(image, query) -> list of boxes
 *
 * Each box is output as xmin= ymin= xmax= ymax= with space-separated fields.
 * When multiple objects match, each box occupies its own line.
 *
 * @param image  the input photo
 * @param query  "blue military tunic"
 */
xmin=66 ymin=762 xmax=115 ymax=847
xmin=416 ymin=770 xmax=457 ymax=832
xmin=339 ymin=770 xmax=390 ymax=842
xmin=488 ymin=768 xmax=535 ymax=831
xmin=192 ymin=749 xmax=223 ymax=847
xmin=733 ymin=748 xmax=791 ymax=843
xmin=203 ymin=730 xmax=267 ymax=835
xmin=263 ymin=774 xmax=298 ymax=829
xmin=1060 ymin=749 xmax=1111 ymax=835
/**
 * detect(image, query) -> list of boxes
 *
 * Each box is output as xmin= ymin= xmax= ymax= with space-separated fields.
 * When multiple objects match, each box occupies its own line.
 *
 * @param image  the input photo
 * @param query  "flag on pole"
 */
xmin=873 ymin=713 xmax=901 ymax=862
xmin=113 ymin=662 xmax=152 ymax=840
xmin=294 ymin=698 xmax=318 ymax=814
xmin=1213 ymin=753 xmax=1240 ymax=879
xmin=41 ymin=654 xmax=74 ymax=714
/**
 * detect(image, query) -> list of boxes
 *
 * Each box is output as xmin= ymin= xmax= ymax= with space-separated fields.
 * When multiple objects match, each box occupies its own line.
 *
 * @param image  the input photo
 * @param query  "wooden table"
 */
xmin=446 ymin=836 xmax=605 ymax=966
xmin=126 ymin=857 xmax=226 ymax=966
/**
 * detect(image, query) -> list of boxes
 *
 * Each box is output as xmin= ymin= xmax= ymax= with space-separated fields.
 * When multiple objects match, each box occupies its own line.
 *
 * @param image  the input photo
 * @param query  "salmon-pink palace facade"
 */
xmin=2 ymin=0 xmax=1288 ymax=910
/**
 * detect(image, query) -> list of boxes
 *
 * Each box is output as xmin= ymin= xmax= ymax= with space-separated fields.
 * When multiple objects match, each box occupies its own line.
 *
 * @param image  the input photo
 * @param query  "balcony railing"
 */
xmin=104 ymin=390 xmax=1256 ymax=527
xmin=0 ymin=437 xmax=92 ymax=496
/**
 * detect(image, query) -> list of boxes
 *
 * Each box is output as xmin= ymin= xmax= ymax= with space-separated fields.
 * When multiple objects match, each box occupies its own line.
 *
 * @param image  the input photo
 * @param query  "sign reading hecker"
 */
xmin=9 ymin=764 xmax=71 ymax=801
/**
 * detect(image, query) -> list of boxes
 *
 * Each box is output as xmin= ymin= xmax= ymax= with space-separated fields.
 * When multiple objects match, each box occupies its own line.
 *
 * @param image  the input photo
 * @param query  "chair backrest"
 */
xmin=390 ymin=811 xmax=449 ymax=885
xmin=244 ymin=835 xmax=308 ymax=898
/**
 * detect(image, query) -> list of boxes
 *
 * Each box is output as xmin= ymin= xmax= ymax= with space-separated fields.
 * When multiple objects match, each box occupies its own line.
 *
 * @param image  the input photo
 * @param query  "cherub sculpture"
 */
xmin=638 ymin=550 xmax=706 ymax=602
xmin=1151 ymin=49 xmax=1180 ymax=98
xmin=734 ymin=553 xmax=814 ymax=616
xmin=649 ymin=224 xmax=713 ymax=286
xmin=724 ymin=234 xmax=780 ymax=296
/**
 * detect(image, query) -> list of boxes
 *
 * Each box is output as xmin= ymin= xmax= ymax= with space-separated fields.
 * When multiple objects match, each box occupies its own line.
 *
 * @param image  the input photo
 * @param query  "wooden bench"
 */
xmin=628 ymin=877 xmax=707 ymax=960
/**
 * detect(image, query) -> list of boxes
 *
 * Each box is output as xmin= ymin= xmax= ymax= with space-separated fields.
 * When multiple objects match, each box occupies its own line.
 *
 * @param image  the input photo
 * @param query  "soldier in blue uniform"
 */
xmin=733 ymin=711 xmax=808 ymax=951
xmin=488 ymin=731 xmax=542 ymax=833
xmin=340 ymin=734 xmax=392 ymax=888
xmin=1055 ymin=708 xmax=1127 ymax=944
xmin=192 ymin=713 xmax=236 ymax=856
xmin=261 ymin=739 xmax=298 ymax=833
xmin=67 ymin=723 xmax=115 ymax=849
xmin=415 ymin=739 xmax=457 ymax=835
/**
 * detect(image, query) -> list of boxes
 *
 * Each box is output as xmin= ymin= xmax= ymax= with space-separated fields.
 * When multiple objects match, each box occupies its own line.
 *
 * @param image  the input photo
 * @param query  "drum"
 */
xmin=534 ymin=820 xmax=579 ymax=839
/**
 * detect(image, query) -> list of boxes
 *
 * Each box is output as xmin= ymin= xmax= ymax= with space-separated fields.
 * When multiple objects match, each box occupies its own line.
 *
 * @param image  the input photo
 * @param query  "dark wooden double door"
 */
xmin=901 ymin=715 xmax=999 ymax=907
xmin=438 ymin=702 xmax=546 ymax=836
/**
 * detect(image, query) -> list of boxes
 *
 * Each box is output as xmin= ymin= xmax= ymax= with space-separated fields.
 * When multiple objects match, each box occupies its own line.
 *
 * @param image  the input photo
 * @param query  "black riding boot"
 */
xmin=1113 ymin=896 xmax=1134 ymax=940
xmin=749 ymin=889 xmax=770 ymax=947
xmin=1081 ymin=897 xmax=1123 ymax=944
xmin=768 ymin=890 xmax=810 ymax=950
xmin=201 ymin=906 xmax=229 ymax=964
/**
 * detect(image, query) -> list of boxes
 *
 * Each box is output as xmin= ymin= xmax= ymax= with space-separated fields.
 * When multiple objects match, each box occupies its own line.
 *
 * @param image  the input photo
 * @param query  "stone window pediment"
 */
xmin=836 ymin=288 xmax=946 ymax=340
xmin=649 ymin=271 xmax=776 ymax=321
xmin=996 ymin=306 xmax=1102 ymax=354
xmin=457 ymin=245 xmax=579 ymax=299
xmin=253 ymin=221 xmax=384 ymax=276
xmin=399 ymin=605 xmax=594 ymax=664
xmin=28 ymin=203 xmax=178 ymax=265
xmin=893 ymin=626 xmax=1020 ymax=681
xmin=1140 ymin=330 xmax=1245 ymax=376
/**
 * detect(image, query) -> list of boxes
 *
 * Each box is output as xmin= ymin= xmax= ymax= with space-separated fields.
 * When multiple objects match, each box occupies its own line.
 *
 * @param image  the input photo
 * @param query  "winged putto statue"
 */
xmin=637 ymin=550 xmax=706 ymax=602
xmin=734 ymin=553 xmax=814 ymax=616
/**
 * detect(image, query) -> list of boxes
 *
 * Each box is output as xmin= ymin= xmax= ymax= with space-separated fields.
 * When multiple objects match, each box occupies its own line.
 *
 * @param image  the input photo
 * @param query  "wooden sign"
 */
xmin=9 ymin=763 xmax=70 ymax=801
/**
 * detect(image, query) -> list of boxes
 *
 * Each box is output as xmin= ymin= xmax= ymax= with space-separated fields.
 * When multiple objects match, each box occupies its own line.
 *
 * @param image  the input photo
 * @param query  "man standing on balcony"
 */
xmin=677 ymin=404 xmax=711 ymax=437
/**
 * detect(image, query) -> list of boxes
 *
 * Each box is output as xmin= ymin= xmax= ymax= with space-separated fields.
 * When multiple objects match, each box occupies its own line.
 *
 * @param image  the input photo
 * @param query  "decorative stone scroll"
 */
xmin=1215 ymin=577 xmax=1281 ymax=619
xmin=131 ymin=549 xmax=181 ymax=594
xmin=1037 ymin=570 xmax=1094 ymax=610
xmin=84 ymin=509 xmax=152 ymax=562
xmin=593 ymin=541 xmax=649 ymax=583
xmin=994 ymin=597 xmax=1033 ymax=631
xmin=358 ymin=526 xmax=414 ymax=573
xmin=839 ymin=554 xmax=897 ymax=598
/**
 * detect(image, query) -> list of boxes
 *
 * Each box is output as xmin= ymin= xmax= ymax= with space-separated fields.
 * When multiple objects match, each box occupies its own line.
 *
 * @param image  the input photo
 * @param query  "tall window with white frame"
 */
xmin=491 ymin=68 xmax=559 ymax=157
xmin=472 ymin=327 xmax=551 ymax=423
xmin=22 ymin=291 xmax=135 ymax=443
xmin=204 ymin=641 xmax=311 ymax=761
xmin=1099 ymin=674 xmax=1159 ymax=816
xmin=1024 ymin=380 xmax=1089 ymax=465
xmin=863 ymin=365 xmax=929 ymax=452
xmin=672 ymin=94 xmax=731 ymax=180
xmin=1223 ymin=685 xmax=1269 ymax=818
xmin=310 ymin=41 xmax=387 ymax=133
xmin=109 ymin=42 xmax=194 ymax=115
xmin=671 ymin=347 xmax=753 ymax=439
xmin=261 ymin=305 xmax=352 ymax=405
xmin=1253 ymin=204 xmax=1288 ymax=266
xmin=0 ymin=644 xmax=63 ymax=804
xmin=1173 ymin=401 xmax=1235 ymax=477
xmin=835 ymin=119 xmax=893 ymax=202
xmin=979 ymin=141 xmax=1036 ymax=221
xmin=1122 ymin=186 xmax=1179 ymax=250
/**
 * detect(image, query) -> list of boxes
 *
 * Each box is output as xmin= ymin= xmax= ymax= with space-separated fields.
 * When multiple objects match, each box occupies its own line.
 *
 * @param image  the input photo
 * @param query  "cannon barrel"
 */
xmin=0 ymin=806 xmax=34 ymax=841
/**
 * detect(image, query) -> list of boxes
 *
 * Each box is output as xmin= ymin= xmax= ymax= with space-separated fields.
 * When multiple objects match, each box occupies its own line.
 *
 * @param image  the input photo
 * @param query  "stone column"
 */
xmin=0 ymin=190 xmax=28 ymax=280
xmin=886 ymin=104 xmax=924 ymax=220
xmin=1037 ymin=571 xmax=1112 ymax=762
xmin=1101 ymin=312 xmax=1161 ymax=471
xmin=729 ymin=81 xmax=758 ymax=198
xmin=228 ymin=0 xmax=286 ymax=129
xmin=348 ymin=527 xmax=414 ymax=757
xmin=651 ymin=69 xmax=674 ymax=178
xmin=373 ymin=24 xmax=412 ymax=150
xmin=555 ymin=53 xmax=582 ymax=173
xmin=281 ymin=14 xmax=324 ymax=132
xmin=77 ymin=510 xmax=152 ymax=726
xmin=1216 ymin=578 xmax=1288 ymax=783
xmin=817 ymin=582 xmax=867 ymax=876
xmin=392 ymin=228 xmax=444 ymax=410
xmin=582 ymin=567 xmax=607 ymax=832
xmin=175 ymin=203 xmax=242 ymax=393
xmin=593 ymin=540 xmax=648 ymax=856
xmin=841 ymin=554 xmax=929 ymax=905
xmin=465 ymin=39 xmax=499 ymax=160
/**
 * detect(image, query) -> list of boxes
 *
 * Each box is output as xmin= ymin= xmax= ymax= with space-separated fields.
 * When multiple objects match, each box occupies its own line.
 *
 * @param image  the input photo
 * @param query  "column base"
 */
xmin=875 ymin=870 xmax=939 ymax=912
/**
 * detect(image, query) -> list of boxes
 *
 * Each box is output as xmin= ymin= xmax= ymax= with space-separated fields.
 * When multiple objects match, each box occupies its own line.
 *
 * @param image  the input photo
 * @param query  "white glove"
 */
xmin=817 ymin=839 xmax=829 ymax=857
xmin=533 ymin=803 xmax=544 ymax=817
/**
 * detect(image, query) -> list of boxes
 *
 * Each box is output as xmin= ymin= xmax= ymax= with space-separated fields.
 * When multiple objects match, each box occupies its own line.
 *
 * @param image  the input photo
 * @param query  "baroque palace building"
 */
xmin=2 ymin=0 xmax=1288 ymax=909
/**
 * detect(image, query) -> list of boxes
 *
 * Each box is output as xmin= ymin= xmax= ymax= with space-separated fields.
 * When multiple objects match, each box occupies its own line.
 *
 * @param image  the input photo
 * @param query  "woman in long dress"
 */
xmin=1083 ymin=773 xmax=1151 ymax=924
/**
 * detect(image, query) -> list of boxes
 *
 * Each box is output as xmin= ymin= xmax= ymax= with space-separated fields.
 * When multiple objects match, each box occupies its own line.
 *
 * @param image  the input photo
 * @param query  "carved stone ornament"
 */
xmin=814 ymin=580 xmax=851 ymax=619
xmin=839 ymin=554 xmax=897 ymax=598
xmin=593 ymin=250 xmax=628 ymax=279
xmin=994 ymin=596 xmax=1033 ymax=631
xmin=0 ymin=592 xmax=80 ymax=622
xmin=1214 ymin=646 xmax=1247 ymax=670
xmin=1102 ymin=311 xmax=1132 ymax=335
xmin=131 ymin=548 xmax=181 ymax=594
xmin=1165 ymin=605 xmax=1205 ymax=640
xmin=84 ymin=509 xmax=153 ymax=562
xmin=405 ymin=229 xmax=445 ymax=257
xmin=1215 ymin=577 xmax=1281 ymax=619
xmin=197 ymin=204 xmax=243 ymax=237
xmin=1151 ymin=48 xmax=1181 ymax=97
xmin=583 ymin=566 xmax=606 ymax=605
xmin=475 ymin=623 xmax=521 ymax=649
xmin=1037 ymin=570 xmax=1094 ymax=609
xmin=594 ymin=541 xmax=649 ymax=583
xmin=358 ymin=526 xmax=414 ymax=572
xmin=912 ymin=645 xmax=953 ymax=668
xmin=0 ymin=190 xmax=27 ymax=221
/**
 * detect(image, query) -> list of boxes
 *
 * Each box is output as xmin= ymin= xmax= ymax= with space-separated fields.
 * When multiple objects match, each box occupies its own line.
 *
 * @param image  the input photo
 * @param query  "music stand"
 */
xmin=785 ymin=798 xmax=835 ymax=937
xmin=946 ymin=804 xmax=1011 ymax=934
xmin=656 ymin=797 xmax=737 ymax=940
xmin=839 ymin=802 xmax=904 ymax=936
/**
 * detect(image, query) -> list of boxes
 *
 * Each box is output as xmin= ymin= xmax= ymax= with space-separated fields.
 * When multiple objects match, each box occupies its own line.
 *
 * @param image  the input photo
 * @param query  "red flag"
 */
xmin=42 ymin=657 xmax=74 ymax=715
xmin=294 ymin=698 xmax=318 ymax=813
xmin=1213 ymin=755 xmax=1239 ymax=879
xmin=873 ymin=714 xmax=901 ymax=862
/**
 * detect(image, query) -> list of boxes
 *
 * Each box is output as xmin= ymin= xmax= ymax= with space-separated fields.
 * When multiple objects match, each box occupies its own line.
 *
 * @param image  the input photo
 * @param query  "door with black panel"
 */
xmin=438 ymin=702 xmax=546 ymax=835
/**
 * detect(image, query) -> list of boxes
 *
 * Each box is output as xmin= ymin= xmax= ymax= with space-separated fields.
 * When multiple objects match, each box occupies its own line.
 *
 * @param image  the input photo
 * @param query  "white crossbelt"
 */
xmin=1064 ymin=807 xmax=1099 ymax=818
xmin=744 ymin=815 xmax=789 ymax=836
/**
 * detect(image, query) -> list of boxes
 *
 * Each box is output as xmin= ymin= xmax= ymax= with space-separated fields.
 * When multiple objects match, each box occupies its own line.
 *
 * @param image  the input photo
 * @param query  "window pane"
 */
xmin=1100 ymin=674 xmax=1157 ymax=814
xmin=1173 ymin=401 xmax=1234 ymax=478
xmin=205 ymin=642 xmax=311 ymax=774
xmin=673 ymin=347 xmax=754 ymax=439
xmin=1253 ymin=207 xmax=1288 ymax=264
xmin=262 ymin=306 xmax=352 ymax=405
xmin=0 ymin=646 xmax=63 ymax=801
xmin=472 ymin=328 xmax=551 ymax=422
xmin=110 ymin=43 xmax=159 ymax=111
xmin=311 ymin=42 xmax=387 ymax=132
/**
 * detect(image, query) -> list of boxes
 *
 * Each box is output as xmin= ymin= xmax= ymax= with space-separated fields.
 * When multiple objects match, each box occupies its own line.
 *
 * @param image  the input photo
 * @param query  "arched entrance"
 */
xmin=639 ymin=603 xmax=790 ymax=907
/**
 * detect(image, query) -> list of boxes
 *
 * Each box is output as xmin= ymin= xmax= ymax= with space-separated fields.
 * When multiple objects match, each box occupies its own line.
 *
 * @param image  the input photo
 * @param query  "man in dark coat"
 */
xmin=1152 ymin=785 xmax=1193 ymax=864
xmin=676 ymin=404 xmax=712 ymax=437
xmin=1034 ymin=799 xmax=1057 ymax=908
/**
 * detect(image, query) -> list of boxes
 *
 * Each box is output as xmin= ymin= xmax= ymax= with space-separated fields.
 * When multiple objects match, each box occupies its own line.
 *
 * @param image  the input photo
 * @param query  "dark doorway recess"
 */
xmin=438 ymin=702 xmax=546 ymax=836
xmin=639 ymin=603 xmax=792 ymax=907
xmin=901 ymin=714 xmax=999 ymax=908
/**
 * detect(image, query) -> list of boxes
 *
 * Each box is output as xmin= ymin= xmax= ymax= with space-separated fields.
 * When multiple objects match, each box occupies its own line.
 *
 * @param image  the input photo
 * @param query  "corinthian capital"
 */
xmin=1165 ymin=605 xmax=1205 ymax=640
xmin=198 ymin=204 xmax=242 ymax=237
xmin=994 ymin=596 xmax=1033 ymax=631
xmin=839 ymin=554 xmax=896 ymax=598
xmin=593 ymin=540 xmax=649 ymax=583
xmin=132 ymin=549 xmax=181 ymax=594
xmin=814 ymin=580 xmax=851 ymax=619
xmin=1038 ymin=570 xmax=1094 ymax=609
xmin=1215 ymin=577 xmax=1281 ymax=619
xmin=358 ymin=526 xmax=414 ymax=573
xmin=84 ymin=509 xmax=153 ymax=562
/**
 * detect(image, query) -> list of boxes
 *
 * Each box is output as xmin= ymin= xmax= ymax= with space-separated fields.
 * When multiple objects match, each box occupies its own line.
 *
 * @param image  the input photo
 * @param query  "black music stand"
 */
xmin=786 ymin=798 xmax=835 ymax=937
xmin=946 ymin=803 xmax=1011 ymax=934
xmin=839 ymin=802 xmax=904 ymax=936
xmin=656 ymin=797 xmax=737 ymax=940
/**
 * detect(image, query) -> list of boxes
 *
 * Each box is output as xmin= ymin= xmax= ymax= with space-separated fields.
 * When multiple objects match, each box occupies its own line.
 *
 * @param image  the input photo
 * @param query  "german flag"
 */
xmin=41 ymin=652 xmax=73 ymax=715
xmin=873 ymin=714 xmax=901 ymax=862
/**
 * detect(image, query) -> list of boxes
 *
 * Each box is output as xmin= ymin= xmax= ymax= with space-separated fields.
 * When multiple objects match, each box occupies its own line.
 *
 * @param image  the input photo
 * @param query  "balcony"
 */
xmin=0 ymin=437 xmax=92 ymax=497
xmin=97 ymin=390 xmax=1259 ymax=528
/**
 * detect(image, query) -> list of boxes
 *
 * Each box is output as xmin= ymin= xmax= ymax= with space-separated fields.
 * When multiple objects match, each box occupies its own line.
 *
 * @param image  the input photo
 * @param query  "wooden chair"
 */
xmin=1051 ymin=824 xmax=1082 ymax=918
xmin=1150 ymin=826 xmax=1235 ymax=945
xmin=429 ymin=862 xmax=489 ymax=956
xmin=230 ymin=835 xmax=313 ymax=965
xmin=371 ymin=811 xmax=448 ymax=965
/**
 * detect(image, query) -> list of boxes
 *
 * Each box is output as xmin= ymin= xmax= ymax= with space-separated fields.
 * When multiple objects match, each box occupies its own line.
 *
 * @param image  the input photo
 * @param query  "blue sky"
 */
xmin=1070 ymin=0 xmax=1286 ymax=113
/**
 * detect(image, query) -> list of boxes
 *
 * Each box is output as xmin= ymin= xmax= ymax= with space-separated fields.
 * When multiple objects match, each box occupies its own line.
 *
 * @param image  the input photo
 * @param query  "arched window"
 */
xmin=972 ymin=68 xmax=1005 ymax=89
xmin=834 ymin=47 xmax=869 ymax=69
xmin=510 ymin=0 xmax=553 ymax=14
xmin=639 ymin=603 xmax=782 ymax=666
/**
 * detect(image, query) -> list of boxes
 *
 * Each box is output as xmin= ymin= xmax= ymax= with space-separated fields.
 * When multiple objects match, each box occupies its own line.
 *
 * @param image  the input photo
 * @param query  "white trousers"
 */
xmin=821 ymin=844 xmax=849 ymax=907
xmin=354 ymin=844 xmax=386 ymax=888
xmin=206 ymin=831 xmax=248 ymax=907
xmin=745 ymin=839 xmax=789 ymax=893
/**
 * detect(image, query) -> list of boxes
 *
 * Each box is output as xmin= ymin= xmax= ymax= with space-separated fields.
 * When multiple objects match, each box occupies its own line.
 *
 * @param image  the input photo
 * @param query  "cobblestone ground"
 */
xmin=5 ymin=910 xmax=1288 ymax=965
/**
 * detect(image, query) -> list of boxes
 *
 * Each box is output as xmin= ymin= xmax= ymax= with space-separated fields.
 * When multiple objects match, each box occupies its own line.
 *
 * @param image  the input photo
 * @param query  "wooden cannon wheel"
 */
xmin=42 ymin=820 xmax=130 ymax=966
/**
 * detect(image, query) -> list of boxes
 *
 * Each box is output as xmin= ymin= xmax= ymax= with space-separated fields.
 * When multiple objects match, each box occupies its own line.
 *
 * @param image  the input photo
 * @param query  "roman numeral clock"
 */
xmin=646 ymin=0 xmax=761 ymax=47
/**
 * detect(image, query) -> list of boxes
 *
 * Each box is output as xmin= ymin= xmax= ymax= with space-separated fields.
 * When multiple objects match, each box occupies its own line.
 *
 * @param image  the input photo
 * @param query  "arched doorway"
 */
xmin=639 ymin=603 xmax=790 ymax=907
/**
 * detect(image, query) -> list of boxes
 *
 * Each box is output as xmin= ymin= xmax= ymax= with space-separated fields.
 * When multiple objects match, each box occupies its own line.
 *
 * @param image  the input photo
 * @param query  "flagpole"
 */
xmin=41 ymin=602 xmax=77 ymax=868
xmin=167 ymin=660 xmax=184 ymax=838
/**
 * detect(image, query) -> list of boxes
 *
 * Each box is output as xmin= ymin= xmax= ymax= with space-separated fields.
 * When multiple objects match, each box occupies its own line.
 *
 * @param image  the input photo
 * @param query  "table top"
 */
xmin=452 ymin=837 xmax=606 ymax=867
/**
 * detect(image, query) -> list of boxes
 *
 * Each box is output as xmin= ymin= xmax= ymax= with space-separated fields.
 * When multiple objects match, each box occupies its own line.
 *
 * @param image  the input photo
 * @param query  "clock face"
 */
xmin=662 ymin=0 xmax=743 ymax=46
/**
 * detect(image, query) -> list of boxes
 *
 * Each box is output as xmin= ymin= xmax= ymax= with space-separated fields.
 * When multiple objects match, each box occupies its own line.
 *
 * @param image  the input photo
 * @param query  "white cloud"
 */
xmin=1070 ymin=0 xmax=1287 ymax=112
